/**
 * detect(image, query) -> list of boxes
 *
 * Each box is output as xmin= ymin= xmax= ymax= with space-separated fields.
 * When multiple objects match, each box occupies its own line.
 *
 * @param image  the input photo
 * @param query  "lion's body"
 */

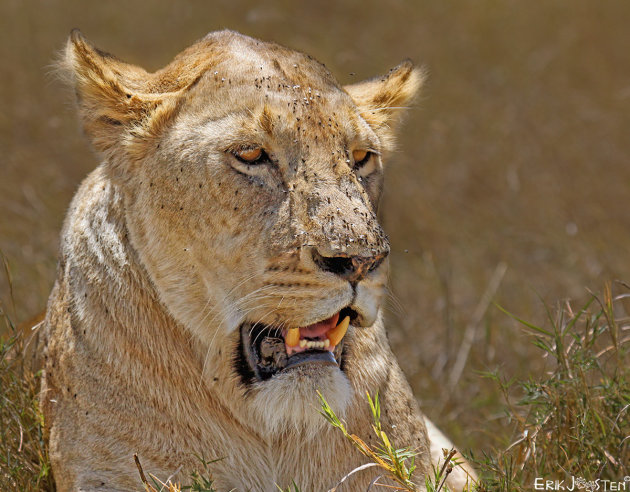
xmin=41 ymin=167 xmax=429 ymax=490
xmin=40 ymin=30 xmax=473 ymax=491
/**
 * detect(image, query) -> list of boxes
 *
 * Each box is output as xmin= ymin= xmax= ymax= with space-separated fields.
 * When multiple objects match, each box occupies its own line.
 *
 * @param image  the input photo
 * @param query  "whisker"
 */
xmin=385 ymin=287 xmax=406 ymax=317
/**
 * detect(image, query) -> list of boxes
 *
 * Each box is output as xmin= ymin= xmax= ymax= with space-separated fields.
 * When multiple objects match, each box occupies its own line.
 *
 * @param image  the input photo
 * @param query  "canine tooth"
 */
xmin=324 ymin=339 xmax=330 ymax=348
xmin=286 ymin=328 xmax=300 ymax=347
xmin=299 ymin=339 xmax=307 ymax=348
xmin=327 ymin=315 xmax=350 ymax=347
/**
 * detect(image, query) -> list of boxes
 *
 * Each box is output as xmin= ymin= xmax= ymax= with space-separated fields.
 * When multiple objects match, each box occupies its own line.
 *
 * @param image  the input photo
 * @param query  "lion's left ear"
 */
xmin=61 ymin=29 xmax=210 ymax=175
xmin=344 ymin=60 xmax=424 ymax=150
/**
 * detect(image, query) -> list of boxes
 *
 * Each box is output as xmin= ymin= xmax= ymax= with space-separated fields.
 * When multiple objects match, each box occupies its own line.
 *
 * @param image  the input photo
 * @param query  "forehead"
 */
xmin=194 ymin=30 xmax=343 ymax=93
xmin=176 ymin=32 xmax=368 ymax=135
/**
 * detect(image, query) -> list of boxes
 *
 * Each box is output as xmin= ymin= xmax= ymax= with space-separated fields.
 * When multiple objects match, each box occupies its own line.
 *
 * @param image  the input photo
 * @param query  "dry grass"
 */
xmin=472 ymin=284 xmax=629 ymax=490
xmin=0 ymin=315 xmax=53 ymax=491
xmin=135 ymin=454 xmax=219 ymax=492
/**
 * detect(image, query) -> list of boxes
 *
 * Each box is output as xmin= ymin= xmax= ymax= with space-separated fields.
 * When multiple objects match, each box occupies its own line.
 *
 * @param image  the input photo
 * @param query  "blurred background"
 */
xmin=1 ymin=0 xmax=629 ymax=455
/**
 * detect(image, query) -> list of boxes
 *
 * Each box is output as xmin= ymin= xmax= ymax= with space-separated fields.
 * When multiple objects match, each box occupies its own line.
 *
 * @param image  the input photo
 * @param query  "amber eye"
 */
xmin=234 ymin=147 xmax=269 ymax=165
xmin=352 ymin=149 xmax=371 ymax=168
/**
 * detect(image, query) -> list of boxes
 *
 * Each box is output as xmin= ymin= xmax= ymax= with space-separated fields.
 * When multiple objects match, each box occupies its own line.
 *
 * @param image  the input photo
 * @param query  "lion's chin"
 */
xmin=249 ymin=364 xmax=353 ymax=439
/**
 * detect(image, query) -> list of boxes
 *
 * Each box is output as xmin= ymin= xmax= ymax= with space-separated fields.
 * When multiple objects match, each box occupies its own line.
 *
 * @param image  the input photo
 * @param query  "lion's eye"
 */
xmin=352 ymin=150 xmax=371 ymax=169
xmin=234 ymin=148 xmax=269 ymax=165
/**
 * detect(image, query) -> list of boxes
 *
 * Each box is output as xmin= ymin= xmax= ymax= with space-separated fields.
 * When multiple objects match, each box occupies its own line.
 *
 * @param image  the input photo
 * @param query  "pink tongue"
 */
xmin=300 ymin=313 xmax=340 ymax=338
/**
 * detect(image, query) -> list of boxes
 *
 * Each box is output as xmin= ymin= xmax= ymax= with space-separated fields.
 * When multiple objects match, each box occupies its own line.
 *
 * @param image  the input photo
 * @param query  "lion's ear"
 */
xmin=62 ymin=30 xmax=150 ymax=158
xmin=62 ymin=30 xmax=183 ymax=170
xmin=344 ymin=60 xmax=424 ymax=150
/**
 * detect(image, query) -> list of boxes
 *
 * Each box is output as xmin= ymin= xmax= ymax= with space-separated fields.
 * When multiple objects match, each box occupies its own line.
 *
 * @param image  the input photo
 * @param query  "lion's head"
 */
xmin=63 ymin=30 xmax=422 ymax=435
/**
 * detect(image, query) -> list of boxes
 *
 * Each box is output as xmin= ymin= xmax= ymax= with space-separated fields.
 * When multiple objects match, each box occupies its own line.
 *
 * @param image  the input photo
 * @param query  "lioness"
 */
xmin=40 ymin=30 xmax=473 ymax=491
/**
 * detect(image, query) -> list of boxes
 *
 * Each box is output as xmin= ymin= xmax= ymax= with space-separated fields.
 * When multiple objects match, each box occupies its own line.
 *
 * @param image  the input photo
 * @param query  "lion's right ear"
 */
xmin=344 ymin=60 xmax=425 ymax=152
xmin=61 ymin=30 xmax=173 ymax=166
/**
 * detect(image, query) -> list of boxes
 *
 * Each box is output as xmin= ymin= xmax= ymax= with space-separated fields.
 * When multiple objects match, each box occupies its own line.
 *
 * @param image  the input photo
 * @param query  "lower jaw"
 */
xmin=284 ymin=350 xmax=338 ymax=371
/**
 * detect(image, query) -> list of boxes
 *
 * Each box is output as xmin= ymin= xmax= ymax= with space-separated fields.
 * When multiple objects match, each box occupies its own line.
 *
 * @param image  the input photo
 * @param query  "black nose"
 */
xmin=312 ymin=249 xmax=388 ymax=283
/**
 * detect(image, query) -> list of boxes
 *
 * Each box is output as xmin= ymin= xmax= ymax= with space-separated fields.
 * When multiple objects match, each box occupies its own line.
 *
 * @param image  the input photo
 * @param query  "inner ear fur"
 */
xmin=61 ymin=30 xmax=213 ymax=169
xmin=344 ymin=60 xmax=425 ymax=151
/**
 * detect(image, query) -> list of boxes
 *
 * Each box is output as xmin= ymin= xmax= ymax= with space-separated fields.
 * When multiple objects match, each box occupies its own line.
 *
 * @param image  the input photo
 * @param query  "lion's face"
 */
xmin=65 ymin=30 xmax=422 ymax=433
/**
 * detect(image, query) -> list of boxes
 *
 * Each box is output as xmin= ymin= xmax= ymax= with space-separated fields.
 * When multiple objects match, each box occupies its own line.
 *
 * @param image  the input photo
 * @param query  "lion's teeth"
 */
xmin=286 ymin=328 xmax=300 ymax=347
xmin=327 ymin=315 xmax=350 ymax=347
xmin=298 ymin=340 xmax=328 ymax=349
xmin=288 ymin=316 xmax=350 ymax=351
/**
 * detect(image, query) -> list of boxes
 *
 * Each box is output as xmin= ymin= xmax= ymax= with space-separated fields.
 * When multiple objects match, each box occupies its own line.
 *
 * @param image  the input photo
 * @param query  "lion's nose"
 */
xmin=312 ymin=249 xmax=388 ymax=283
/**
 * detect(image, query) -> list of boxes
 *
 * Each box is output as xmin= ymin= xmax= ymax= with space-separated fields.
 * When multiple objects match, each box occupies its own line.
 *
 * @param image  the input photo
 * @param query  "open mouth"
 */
xmin=237 ymin=307 xmax=358 ymax=382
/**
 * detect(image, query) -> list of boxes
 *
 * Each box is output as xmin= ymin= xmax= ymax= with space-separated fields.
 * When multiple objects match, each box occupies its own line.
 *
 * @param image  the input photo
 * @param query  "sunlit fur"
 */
xmin=250 ymin=365 xmax=353 ymax=439
xmin=40 ymin=29 xmax=473 ymax=491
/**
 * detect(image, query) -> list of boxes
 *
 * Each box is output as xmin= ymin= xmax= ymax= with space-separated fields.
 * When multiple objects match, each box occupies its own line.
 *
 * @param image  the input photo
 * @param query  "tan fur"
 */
xmin=40 ymin=30 xmax=472 ymax=491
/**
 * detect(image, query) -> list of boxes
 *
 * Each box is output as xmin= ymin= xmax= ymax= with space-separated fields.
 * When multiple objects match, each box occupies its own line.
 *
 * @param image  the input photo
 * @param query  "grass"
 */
xmin=135 ymin=454 xmax=220 ymax=492
xmin=1 ymin=283 xmax=628 ymax=491
xmin=318 ymin=390 xmax=419 ymax=491
xmin=0 ymin=309 xmax=53 ymax=491
xmin=471 ymin=284 xmax=629 ymax=491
